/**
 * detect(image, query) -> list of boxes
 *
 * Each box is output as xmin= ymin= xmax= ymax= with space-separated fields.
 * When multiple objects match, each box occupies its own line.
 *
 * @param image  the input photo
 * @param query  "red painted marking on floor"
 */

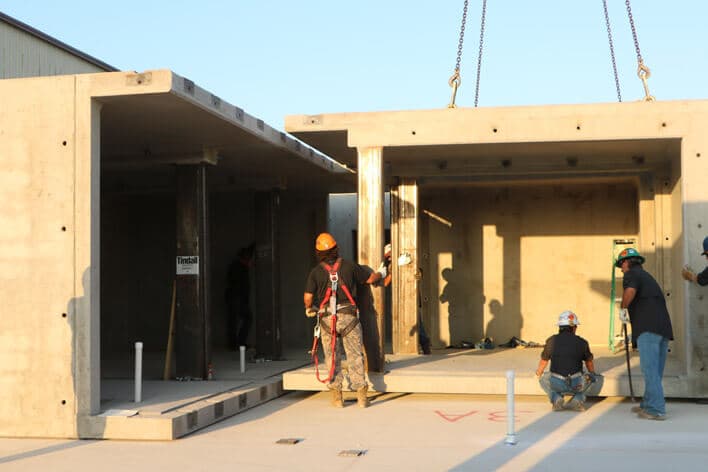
xmin=434 ymin=410 xmax=479 ymax=422
xmin=487 ymin=410 xmax=535 ymax=422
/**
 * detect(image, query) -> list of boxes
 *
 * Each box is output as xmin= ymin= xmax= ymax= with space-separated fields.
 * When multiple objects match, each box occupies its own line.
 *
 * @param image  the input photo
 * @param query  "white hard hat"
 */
xmin=384 ymin=243 xmax=392 ymax=256
xmin=557 ymin=310 xmax=580 ymax=327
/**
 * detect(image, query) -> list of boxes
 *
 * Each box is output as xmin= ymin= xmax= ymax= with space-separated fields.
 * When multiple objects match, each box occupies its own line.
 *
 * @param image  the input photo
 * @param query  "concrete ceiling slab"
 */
xmin=98 ymin=71 xmax=355 ymax=194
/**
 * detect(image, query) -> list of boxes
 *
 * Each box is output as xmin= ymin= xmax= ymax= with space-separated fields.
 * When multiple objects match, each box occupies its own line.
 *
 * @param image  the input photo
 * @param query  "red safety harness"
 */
xmin=310 ymin=258 xmax=358 ymax=383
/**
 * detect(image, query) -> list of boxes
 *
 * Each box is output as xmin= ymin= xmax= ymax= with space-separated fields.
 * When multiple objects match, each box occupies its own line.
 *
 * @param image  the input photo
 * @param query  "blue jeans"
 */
xmin=539 ymin=373 xmax=586 ymax=404
xmin=637 ymin=331 xmax=669 ymax=416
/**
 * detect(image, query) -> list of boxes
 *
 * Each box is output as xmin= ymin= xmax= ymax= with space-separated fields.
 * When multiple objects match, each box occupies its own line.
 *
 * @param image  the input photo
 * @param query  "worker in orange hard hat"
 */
xmin=315 ymin=232 xmax=338 ymax=251
xmin=304 ymin=232 xmax=386 ymax=408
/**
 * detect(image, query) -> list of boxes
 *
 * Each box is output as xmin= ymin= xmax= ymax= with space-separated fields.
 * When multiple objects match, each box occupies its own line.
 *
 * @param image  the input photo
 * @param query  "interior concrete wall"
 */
xmin=0 ymin=76 xmax=79 ymax=437
xmin=327 ymin=192 xmax=391 ymax=261
xmin=100 ymin=184 xmax=329 ymax=369
xmin=209 ymin=190 xmax=256 ymax=351
xmin=420 ymin=180 xmax=640 ymax=348
xmin=280 ymin=192 xmax=329 ymax=351
xmin=100 ymin=190 xmax=175 ymax=374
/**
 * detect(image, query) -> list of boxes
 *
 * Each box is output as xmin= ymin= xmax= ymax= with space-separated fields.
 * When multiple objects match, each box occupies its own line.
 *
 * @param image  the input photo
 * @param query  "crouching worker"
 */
xmin=535 ymin=310 xmax=599 ymax=411
xmin=304 ymin=233 xmax=385 ymax=408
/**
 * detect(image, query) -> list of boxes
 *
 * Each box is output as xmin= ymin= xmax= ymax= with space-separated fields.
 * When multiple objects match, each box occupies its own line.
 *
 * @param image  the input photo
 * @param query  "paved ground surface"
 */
xmin=2 ymin=392 xmax=708 ymax=471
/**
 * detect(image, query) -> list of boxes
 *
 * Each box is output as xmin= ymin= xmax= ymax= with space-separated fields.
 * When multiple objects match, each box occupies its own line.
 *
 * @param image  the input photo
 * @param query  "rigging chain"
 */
xmin=473 ymin=0 xmax=487 ymax=107
xmin=447 ymin=0 xmax=468 ymax=108
xmin=602 ymin=0 xmax=622 ymax=102
xmin=625 ymin=0 xmax=654 ymax=101
xmin=447 ymin=0 xmax=488 ymax=108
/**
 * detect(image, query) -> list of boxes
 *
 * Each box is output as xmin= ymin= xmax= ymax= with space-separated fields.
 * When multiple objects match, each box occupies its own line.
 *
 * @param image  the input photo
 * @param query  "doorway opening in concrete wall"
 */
xmin=392 ymin=137 xmax=685 ymax=374
xmin=94 ymin=91 xmax=349 ymax=416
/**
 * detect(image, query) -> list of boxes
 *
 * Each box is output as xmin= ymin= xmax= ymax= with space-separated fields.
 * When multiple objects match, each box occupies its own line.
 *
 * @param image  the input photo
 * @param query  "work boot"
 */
xmin=330 ymin=388 xmax=344 ymax=408
xmin=637 ymin=409 xmax=665 ymax=421
xmin=552 ymin=397 xmax=564 ymax=411
xmin=356 ymin=385 xmax=369 ymax=408
xmin=421 ymin=341 xmax=432 ymax=355
xmin=567 ymin=399 xmax=586 ymax=411
xmin=630 ymin=405 xmax=643 ymax=414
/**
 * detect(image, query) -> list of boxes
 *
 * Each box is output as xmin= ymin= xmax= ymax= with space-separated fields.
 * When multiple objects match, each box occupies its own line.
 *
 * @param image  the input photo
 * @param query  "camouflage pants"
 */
xmin=320 ymin=313 xmax=366 ymax=390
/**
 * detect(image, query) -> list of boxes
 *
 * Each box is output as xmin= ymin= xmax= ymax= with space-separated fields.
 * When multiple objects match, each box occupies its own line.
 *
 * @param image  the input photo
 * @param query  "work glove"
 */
xmin=305 ymin=307 xmax=318 ymax=318
xmin=619 ymin=308 xmax=630 ymax=324
xmin=376 ymin=261 xmax=388 ymax=278
xmin=584 ymin=372 xmax=601 ymax=384
xmin=397 ymin=252 xmax=412 ymax=266
xmin=682 ymin=265 xmax=696 ymax=282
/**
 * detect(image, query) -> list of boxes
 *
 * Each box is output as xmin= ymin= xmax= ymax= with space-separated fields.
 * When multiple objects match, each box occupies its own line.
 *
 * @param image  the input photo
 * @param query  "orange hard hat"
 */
xmin=315 ymin=232 xmax=337 ymax=251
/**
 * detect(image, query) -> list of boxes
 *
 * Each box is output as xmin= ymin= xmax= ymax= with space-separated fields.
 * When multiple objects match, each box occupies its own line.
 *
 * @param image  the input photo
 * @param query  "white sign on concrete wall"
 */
xmin=176 ymin=256 xmax=199 ymax=275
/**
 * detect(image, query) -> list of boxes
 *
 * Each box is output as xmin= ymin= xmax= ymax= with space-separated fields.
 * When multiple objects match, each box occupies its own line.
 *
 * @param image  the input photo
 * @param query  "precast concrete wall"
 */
xmin=0 ymin=76 xmax=83 ymax=437
xmin=420 ymin=181 xmax=640 ymax=348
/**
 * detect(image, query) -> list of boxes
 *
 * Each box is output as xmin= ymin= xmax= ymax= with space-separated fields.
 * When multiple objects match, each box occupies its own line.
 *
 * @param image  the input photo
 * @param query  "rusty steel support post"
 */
xmin=175 ymin=164 xmax=210 ymax=379
xmin=255 ymin=189 xmax=282 ymax=359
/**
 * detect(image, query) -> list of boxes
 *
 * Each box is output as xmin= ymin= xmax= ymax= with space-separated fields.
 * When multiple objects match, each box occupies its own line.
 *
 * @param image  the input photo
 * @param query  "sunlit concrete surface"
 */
xmin=2 ymin=392 xmax=708 ymax=471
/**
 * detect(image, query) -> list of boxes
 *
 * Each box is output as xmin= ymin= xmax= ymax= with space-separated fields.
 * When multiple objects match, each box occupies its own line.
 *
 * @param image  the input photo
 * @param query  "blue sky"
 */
xmin=3 ymin=1 xmax=707 ymax=129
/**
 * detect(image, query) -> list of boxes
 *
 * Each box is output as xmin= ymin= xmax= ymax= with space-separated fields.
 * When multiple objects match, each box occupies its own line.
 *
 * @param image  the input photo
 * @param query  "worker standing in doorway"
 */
xmin=617 ymin=248 xmax=674 ymax=420
xmin=225 ymin=243 xmax=255 ymax=350
xmin=536 ymin=311 xmax=598 ymax=411
xmin=681 ymin=236 xmax=708 ymax=287
xmin=304 ymin=233 xmax=385 ymax=408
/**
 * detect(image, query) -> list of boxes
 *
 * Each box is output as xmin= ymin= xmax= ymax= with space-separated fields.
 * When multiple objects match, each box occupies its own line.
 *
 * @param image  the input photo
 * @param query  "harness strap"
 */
xmin=320 ymin=315 xmax=360 ymax=338
xmin=311 ymin=313 xmax=337 ymax=383
xmin=319 ymin=259 xmax=357 ymax=309
xmin=311 ymin=258 xmax=359 ymax=384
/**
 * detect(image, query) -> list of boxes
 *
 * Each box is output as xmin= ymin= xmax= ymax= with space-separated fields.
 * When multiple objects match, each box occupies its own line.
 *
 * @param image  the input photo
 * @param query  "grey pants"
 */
xmin=320 ymin=313 xmax=366 ymax=390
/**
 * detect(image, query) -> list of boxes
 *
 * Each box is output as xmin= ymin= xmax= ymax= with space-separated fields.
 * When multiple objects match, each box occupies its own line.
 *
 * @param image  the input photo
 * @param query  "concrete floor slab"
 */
xmin=284 ymin=346 xmax=688 ymax=397
xmin=85 ymin=352 xmax=311 ymax=440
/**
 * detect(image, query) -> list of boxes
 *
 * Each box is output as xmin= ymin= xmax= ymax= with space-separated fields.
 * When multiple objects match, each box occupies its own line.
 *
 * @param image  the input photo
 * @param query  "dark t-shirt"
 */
xmin=541 ymin=331 xmax=593 ymax=376
xmin=305 ymin=258 xmax=371 ymax=309
xmin=226 ymin=259 xmax=249 ymax=301
xmin=697 ymin=267 xmax=708 ymax=287
xmin=623 ymin=266 xmax=674 ymax=341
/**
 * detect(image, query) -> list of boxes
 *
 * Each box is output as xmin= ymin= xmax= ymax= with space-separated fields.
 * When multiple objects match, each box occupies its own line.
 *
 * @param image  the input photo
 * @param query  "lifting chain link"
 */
xmin=625 ymin=0 xmax=654 ymax=101
xmin=448 ymin=0 xmax=469 ymax=108
xmin=602 ymin=0 xmax=622 ymax=102
xmin=473 ymin=0 xmax=487 ymax=108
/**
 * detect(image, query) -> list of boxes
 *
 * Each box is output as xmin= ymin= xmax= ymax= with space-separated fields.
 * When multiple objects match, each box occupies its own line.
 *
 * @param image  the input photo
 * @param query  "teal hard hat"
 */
xmin=615 ymin=247 xmax=645 ymax=267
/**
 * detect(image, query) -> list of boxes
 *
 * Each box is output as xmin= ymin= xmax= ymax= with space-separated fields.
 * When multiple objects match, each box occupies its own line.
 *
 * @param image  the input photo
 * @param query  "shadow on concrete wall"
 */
xmin=422 ymin=182 xmax=641 ymax=348
xmin=69 ymin=267 xmax=107 ymax=438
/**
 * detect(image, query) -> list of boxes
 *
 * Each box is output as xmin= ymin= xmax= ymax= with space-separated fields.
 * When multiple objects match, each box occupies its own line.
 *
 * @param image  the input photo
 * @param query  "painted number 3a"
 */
xmin=434 ymin=410 xmax=533 ymax=422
